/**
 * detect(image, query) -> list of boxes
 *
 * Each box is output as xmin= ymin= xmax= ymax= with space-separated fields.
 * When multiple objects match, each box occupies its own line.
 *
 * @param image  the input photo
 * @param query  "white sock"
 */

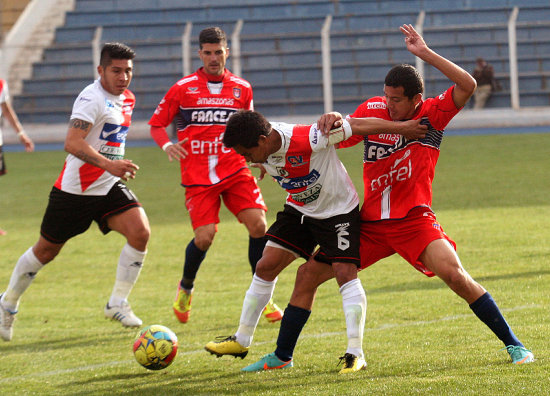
xmin=108 ymin=243 xmax=146 ymax=307
xmin=235 ymin=274 xmax=276 ymax=347
xmin=1 ymin=247 xmax=43 ymax=312
xmin=340 ymin=278 xmax=367 ymax=359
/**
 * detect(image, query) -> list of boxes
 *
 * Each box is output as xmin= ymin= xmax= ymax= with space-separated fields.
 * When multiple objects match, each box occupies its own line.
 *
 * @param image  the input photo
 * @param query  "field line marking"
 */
xmin=0 ymin=304 xmax=539 ymax=383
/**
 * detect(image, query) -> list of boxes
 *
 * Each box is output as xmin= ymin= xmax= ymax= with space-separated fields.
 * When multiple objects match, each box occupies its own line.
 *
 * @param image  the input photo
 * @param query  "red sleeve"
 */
xmin=148 ymin=84 xmax=181 ymax=128
xmin=150 ymin=125 xmax=171 ymax=148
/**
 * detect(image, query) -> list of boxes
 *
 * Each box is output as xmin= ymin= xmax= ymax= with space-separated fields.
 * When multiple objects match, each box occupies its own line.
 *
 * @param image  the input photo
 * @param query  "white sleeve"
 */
xmin=71 ymin=89 xmax=101 ymax=124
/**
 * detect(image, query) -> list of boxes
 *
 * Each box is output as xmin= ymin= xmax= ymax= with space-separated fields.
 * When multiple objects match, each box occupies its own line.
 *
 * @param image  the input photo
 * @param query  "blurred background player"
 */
xmin=0 ymin=42 xmax=150 ymax=341
xmin=148 ymin=27 xmax=282 ymax=324
xmin=0 ymin=78 xmax=35 ymax=235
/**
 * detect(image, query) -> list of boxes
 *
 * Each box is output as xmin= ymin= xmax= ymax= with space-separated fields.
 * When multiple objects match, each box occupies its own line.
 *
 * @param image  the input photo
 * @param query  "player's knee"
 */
xmin=126 ymin=224 xmax=150 ymax=251
xmin=254 ymin=258 xmax=281 ymax=281
xmin=295 ymin=264 xmax=321 ymax=292
xmin=246 ymin=218 xmax=267 ymax=239
xmin=194 ymin=234 xmax=214 ymax=251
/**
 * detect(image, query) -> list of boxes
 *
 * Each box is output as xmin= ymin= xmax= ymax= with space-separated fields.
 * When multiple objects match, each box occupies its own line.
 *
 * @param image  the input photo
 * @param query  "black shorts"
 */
xmin=40 ymin=182 xmax=141 ymax=244
xmin=266 ymin=204 xmax=361 ymax=266
xmin=0 ymin=145 xmax=6 ymax=176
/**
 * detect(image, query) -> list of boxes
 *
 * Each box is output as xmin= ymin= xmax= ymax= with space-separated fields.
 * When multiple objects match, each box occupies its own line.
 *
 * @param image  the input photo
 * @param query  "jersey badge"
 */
xmin=233 ymin=87 xmax=241 ymax=99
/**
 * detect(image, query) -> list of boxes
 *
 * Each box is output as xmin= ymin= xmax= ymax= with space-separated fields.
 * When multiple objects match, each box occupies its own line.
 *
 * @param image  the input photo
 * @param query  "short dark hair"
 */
xmin=199 ymin=27 xmax=227 ymax=49
xmin=385 ymin=64 xmax=424 ymax=99
xmin=100 ymin=42 xmax=135 ymax=68
xmin=223 ymin=110 xmax=271 ymax=149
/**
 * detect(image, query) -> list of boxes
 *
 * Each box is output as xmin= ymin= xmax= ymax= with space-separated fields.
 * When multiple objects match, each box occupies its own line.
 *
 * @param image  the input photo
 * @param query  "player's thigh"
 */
xmin=255 ymin=245 xmax=298 ymax=281
xmin=185 ymin=185 xmax=222 ymax=229
xmin=237 ymin=208 xmax=267 ymax=238
xmin=221 ymin=171 xmax=267 ymax=220
xmin=107 ymin=206 xmax=150 ymax=251
xmin=418 ymin=238 xmax=462 ymax=279
xmin=266 ymin=205 xmax=317 ymax=259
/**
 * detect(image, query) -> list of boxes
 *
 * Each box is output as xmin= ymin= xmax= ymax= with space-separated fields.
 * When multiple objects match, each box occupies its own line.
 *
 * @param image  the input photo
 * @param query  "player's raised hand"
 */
xmin=165 ymin=137 xmax=189 ymax=161
xmin=400 ymin=24 xmax=429 ymax=57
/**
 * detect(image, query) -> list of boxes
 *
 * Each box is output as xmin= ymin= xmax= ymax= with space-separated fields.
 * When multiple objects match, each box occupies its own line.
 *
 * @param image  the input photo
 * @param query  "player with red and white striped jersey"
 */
xmin=0 ymin=43 xmax=150 ymax=342
xmin=204 ymin=110 xmax=427 ymax=373
xmin=149 ymin=27 xmax=281 ymax=325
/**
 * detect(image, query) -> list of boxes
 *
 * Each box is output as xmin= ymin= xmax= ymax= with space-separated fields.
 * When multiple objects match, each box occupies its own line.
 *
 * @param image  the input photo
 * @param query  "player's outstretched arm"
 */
xmin=65 ymin=118 xmax=138 ymax=181
xmin=318 ymin=112 xmax=427 ymax=140
xmin=400 ymin=24 xmax=476 ymax=108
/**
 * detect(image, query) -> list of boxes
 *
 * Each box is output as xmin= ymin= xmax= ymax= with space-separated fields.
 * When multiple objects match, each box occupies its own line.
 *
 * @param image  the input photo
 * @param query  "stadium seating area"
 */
xmin=11 ymin=0 xmax=550 ymax=123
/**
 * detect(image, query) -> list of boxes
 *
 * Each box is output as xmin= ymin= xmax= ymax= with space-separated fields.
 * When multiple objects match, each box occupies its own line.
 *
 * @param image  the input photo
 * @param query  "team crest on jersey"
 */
xmin=233 ymin=88 xmax=241 ymax=98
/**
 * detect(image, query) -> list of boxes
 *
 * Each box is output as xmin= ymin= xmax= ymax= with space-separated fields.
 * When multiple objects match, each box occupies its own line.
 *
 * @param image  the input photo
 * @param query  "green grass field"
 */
xmin=0 ymin=133 xmax=549 ymax=395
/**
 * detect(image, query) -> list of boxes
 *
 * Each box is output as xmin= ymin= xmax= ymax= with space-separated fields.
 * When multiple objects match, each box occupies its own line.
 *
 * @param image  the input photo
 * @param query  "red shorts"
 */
xmin=359 ymin=207 xmax=456 ymax=277
xmin=184 ymin=169 xmax=267 ymax=230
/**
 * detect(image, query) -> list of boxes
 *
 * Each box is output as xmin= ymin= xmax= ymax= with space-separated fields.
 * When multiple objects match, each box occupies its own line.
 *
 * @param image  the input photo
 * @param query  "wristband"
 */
xmin=17 ymin=130 xmax=25 ymax=137
xmin=341 ymin=119 xmax=352 ymax=137
xmin=161 ymin=142 xmax=173 ymax=151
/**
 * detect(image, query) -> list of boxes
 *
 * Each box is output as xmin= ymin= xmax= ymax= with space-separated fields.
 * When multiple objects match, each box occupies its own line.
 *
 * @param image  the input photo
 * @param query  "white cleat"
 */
xmin=0 ymin=294 xmax=16 ymax=341
xmin=104 ymin=301 xmax=142 ymax=328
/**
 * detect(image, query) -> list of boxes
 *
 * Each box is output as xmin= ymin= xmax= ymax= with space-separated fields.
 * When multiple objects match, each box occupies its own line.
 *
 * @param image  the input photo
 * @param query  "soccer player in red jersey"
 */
xmin=241 ymin=24 xmax=534 ymax=371
xmin=149 ymin=27 xmax=282 ymax=324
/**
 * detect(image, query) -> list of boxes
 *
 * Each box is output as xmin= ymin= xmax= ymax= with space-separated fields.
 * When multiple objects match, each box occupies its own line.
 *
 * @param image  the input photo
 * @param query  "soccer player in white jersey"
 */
xmin=0 ymin=43 xmax=150 ymax=341
xmin=204 ymin=110 xmax=427 ymax=373
xmin=0 ymin=78 xmax=35 ymax=235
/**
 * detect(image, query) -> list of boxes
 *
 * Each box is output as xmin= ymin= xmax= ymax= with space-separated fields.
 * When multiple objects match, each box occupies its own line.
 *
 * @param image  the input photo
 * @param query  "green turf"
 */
xmin=0 ymin=133 xmax=548 ymax=395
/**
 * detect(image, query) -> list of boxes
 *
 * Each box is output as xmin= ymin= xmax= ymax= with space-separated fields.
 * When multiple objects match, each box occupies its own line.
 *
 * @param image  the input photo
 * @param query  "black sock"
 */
xmin=248 ymin=236 xmax=266 ymax=274
xmin=274 ymin=304 xmax=311 ymax=361
xmin=469 ymin=292 xmax=523 ymax=347
xmin=181 ymin=239 xmax=207 ymax=290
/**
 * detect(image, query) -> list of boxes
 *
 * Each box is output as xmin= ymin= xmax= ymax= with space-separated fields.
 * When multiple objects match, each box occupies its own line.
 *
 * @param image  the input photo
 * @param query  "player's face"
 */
xmin=98 ymin=58 xmax=133 ymax=95
xmin=199 ymin=43 xmax=229 ymax=76
xmin=384 ymin=85 xmax=420 ymax=121
xmin=233 ymin=142 xmax=268 ymax=164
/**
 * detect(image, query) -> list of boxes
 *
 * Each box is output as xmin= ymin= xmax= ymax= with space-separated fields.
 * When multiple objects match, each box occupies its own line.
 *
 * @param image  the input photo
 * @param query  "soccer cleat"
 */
xmin=241 ymin=352 xmax=293 ymax=372
xmin=337 ymin=353 xmax=367 ymax=374
xmin=0 ymin=294 xmax=16 ymax=341
xmin=173 ymin=285 xmax=193 ymax=323
xmin=205 ymin=335 xmax=249 ymax=359
xmin=505 ymin=345 xmax=535 ymax=364
xmin=262 ymin=299 xmax=283 ymax=323
xmin=104 ymin=301 xmax=142 ymax=328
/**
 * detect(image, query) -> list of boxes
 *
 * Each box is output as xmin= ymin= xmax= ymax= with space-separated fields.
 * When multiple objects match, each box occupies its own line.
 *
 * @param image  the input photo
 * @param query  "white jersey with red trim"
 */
xmin=264 ymin=122 xmax=359 ymax=219
xmin=341 ymin=86 xmax=460 ymax=221
xmin=148 ymin=68 xmax=253 ymax=187
xmin=0 ymin=79 xmax=8 ymax=146
xmin=54 ymin=79 xmax=135 ymax=195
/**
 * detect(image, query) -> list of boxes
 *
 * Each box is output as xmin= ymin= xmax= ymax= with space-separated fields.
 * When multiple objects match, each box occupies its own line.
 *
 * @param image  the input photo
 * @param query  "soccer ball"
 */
xmin=133 ymin=324 xmax=178 ymax=370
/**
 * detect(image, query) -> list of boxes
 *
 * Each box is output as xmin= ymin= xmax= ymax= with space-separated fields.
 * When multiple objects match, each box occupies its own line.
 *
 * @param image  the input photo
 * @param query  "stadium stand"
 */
xmin=5 ymin=0 xmax=550 ymax=126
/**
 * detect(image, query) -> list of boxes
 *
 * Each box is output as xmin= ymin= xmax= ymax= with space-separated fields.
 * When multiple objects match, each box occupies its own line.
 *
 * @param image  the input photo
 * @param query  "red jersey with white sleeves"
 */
xmin=341 ymin=86 xmax=460 ymax=221
xmin=264 ymin=122 xmax=359 ymax=219
xmin=54 ymin=79 xmax=135 ymax=195
xmin=148 ymin=67 xmax=253 ymax=187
